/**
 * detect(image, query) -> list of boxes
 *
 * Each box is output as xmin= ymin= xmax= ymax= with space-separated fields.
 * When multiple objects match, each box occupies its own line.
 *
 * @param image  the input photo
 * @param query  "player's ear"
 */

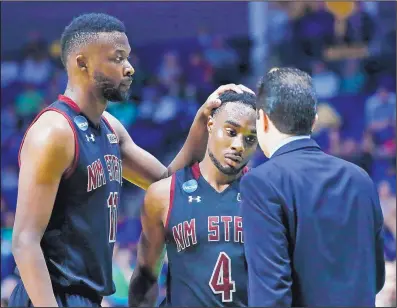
xmin=207 ymin=115 xmax=214 ymax=134
xmin=257 ymin=109 xmax=269 ymax=133
xmin=76 ymin=54 xmax=88 ymax=72
xmin=312 ymin=113 xmax=319 ymax=133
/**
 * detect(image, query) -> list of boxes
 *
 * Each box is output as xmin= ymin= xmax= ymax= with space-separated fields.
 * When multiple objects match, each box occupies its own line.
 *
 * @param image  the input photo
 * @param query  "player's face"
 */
xmin=86 ymin=32 xmax=135 ymax=102
xmin=207 ymin=103 xmax=258 ymax=175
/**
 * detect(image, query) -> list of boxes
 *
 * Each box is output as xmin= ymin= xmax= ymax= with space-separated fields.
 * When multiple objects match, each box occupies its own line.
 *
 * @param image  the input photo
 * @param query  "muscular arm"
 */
xmin=104 ymin=84 xmax=253 ymax=190
xmin=128 ymin=177 xmax=171 ymax=306
xmin=12 ymin=112 xmax=75 ymax=307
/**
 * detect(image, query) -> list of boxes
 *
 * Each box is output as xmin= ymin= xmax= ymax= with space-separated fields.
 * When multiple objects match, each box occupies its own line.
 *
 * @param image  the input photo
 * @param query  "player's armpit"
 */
xmin=129 ymin=178 xmax=170 ymax=307
xmin=12 ymin=111 xmax=75 ymax=307
xmin=102 ymin=111 xmax=168 ymax=190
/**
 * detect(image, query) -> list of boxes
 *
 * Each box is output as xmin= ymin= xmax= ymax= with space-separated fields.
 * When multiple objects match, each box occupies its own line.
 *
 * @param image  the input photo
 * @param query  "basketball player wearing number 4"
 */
xmin=129 ymin=90 xmax=258 ymax=307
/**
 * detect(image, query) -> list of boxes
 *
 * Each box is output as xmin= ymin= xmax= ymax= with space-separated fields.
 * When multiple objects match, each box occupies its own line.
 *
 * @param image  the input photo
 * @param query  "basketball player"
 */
xmin=9 ymin=13 xmax=251 ymax=307
xmin=128 ymin=90 xmax=257 ymax=307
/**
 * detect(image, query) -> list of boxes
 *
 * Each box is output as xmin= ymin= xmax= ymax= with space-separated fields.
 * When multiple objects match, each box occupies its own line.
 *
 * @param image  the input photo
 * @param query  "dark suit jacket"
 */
xmin=240 ymin=138 xmax=385 ymax=307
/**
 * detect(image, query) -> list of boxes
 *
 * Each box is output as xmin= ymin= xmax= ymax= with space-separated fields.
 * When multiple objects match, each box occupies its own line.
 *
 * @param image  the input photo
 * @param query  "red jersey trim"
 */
xmin=164 ymin=173 xmax=177 ymax=229
xmin=18 ymin=108 xmax=80 ymax=179
xmin=191 ymin=162 xmax=201 ymax=180
xmin=58 ymin=95 xmax=81 ymax=113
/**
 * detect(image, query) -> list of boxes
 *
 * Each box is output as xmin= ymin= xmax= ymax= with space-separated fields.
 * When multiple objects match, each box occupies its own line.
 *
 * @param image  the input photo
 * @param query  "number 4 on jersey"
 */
xmin=209 ymin=252 xmax=236 ymax=302
xmin=107 ymin=192 xmax=118 ymax=243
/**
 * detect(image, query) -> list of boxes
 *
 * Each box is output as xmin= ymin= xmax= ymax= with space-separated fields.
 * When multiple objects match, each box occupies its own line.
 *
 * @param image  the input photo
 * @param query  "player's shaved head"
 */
xmin=60 ymin=13 xmax=126 ymax=67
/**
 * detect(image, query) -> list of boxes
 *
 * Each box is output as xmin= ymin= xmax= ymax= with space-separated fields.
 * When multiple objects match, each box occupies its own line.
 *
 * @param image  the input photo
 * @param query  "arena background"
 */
xmin=1 ymin=1 xmax=395 ymax=306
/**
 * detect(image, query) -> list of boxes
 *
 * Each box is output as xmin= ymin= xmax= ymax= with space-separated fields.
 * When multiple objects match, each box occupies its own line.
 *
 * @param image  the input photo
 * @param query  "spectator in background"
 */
xmin=196 ymin=26 xmax=212 ymax=49
xmin=378 ymin=181 xmax=396 ymax=234
xmin=344 ymin=2 xmax=375 ymax=44
xmin=294 ymin=2 xmax=335 ymax=58
xmin=152 ymin=87 xmax=179 ymax=124
xmin=20 ymin=33 xmax=52 ymax=85
xmin=365 ymin=85 xmax=396 ymax=158
xmin=187 ymin=52 xmax=213 ymax=99
xmin=204 ymin=35 xmax=238 ymax=69
xmin=137 ymin=80 xmax=163 ymax=120
xmin=311 ymin=61 xmax=340 ymax=99
xmin=366 ymin=85 xmax=396 ymax=131
xmin=340 ymin=59 xmax=366 ymax=94
xmin=328 ymin=130 xmax=373 ymax=176
xmin=1 ymin=105 xmax=18 ymax=148
xmin=1 ymin=60 xmax=19 ymax=88
xmin=157 ymin=51 xmax=182 ymax=88
xmin=128 ymin=53 xmax=149 ymax=100
xmin=14 ymin=84 xmax=45 ymax=125
xmin=267 ymin=2 xmax=290 ymax=45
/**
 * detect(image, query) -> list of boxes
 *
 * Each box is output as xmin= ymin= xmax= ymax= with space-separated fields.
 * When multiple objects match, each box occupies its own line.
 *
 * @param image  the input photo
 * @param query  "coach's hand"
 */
xmin=198 ymin=84 xmax=255 ymax=121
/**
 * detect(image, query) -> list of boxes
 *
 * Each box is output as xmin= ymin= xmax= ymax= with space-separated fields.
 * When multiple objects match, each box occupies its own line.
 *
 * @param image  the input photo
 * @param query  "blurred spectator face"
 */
xmin=378 ymin=181 xmax=392 ymax=199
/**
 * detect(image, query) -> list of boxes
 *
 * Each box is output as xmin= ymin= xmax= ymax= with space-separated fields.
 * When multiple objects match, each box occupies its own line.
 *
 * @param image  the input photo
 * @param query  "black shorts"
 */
xmin=8 ymin=279 xmax=103 ymax=307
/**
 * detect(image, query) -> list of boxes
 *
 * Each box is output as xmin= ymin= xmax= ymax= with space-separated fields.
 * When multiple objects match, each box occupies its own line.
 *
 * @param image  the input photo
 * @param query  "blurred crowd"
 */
xmin=1 ymin=2 xmax=395 ymax=307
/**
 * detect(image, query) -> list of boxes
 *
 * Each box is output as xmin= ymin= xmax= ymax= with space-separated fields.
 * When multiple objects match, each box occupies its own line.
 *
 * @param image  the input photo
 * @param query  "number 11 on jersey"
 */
xmin=107 ymin=192 xmax=118 ymax=243
xmin=209 ymin=252 xmax=236 ymax=302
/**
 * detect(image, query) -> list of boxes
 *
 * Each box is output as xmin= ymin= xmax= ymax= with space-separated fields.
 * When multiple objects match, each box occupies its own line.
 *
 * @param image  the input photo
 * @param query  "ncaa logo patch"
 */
xmin=107 ymin=134 xmax=118 ymax=144
xmin=182 ymin=179 xmax=198 ymax=193
xmin=74 ymin=115 xmax=88 ymax=131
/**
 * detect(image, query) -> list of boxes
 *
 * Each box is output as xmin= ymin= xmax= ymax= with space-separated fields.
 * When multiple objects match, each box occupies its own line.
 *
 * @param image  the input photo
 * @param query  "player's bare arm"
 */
xmin=104 ymin=84 xmax=254 ymax=190
xmin=12 ymin=112 xmax=75 ymax=307
xmin=128 ymin=177 xmax=171 ymax=307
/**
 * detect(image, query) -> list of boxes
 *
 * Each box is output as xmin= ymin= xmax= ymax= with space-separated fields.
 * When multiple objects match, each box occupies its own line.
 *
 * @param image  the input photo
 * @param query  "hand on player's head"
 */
xmin=199 ymin=84 xmax=255 ymax=121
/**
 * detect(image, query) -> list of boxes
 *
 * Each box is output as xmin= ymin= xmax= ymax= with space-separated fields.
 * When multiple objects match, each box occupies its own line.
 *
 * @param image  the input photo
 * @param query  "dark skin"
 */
xmin=129 ymin=102 xmax=258 ymax=306
xmin=12 ymin=30 xmax=254 ymax=307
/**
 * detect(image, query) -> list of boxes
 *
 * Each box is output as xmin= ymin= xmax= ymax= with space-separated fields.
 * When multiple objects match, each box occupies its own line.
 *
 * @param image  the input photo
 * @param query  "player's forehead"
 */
xmin=88 ymin=32 xmax=131 ymax=54
xmin=217 ymin=102 xmax=256 ymax=130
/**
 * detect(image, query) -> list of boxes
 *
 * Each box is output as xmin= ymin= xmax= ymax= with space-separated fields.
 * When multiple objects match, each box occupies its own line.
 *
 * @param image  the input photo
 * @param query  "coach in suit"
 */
xmin=240 ymin=68 xmax=385 ymax=306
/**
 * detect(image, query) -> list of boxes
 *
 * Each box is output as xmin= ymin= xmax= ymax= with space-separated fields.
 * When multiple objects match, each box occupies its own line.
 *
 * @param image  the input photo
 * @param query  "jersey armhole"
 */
xmin=18 ymin=108 xmax=80 ymax=179
xmin=164 ymin=174 xmax=177 ymax=229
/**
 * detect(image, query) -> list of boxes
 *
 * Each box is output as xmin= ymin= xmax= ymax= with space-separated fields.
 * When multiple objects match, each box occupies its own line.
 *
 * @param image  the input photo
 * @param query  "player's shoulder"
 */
xmin=25 ymin=110 xmax=74 ymax=148
xmin=147 ymin=176 xmax=173 ymax=198
xmin=144 ymin=176 xmax=173 ymax=218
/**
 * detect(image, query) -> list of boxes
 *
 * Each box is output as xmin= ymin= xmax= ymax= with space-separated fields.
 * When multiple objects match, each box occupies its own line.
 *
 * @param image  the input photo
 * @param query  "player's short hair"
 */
xmin=60 ymin=13 xmax=126 ymax=67
xmin=211 ymin=90 xmax=256 ymax=118
xmin=257 ymin=67 xmax=317 ymax=135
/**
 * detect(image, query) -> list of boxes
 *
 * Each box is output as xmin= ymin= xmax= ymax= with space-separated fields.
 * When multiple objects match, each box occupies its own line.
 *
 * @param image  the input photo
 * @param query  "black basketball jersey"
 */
xmin=17 ymin=95 xmax=122 ymax=296
xmin=163 ymin=162 xmax=248 ymax=307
